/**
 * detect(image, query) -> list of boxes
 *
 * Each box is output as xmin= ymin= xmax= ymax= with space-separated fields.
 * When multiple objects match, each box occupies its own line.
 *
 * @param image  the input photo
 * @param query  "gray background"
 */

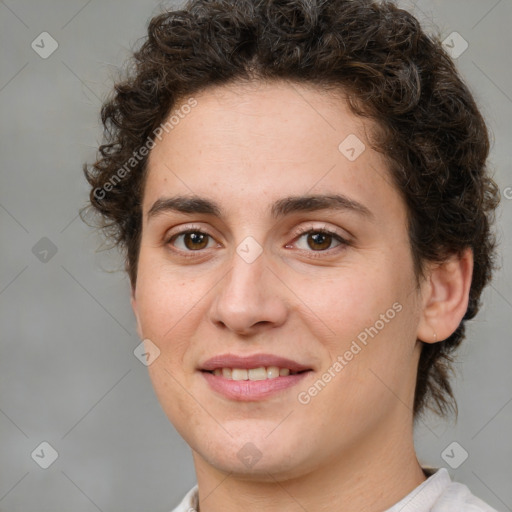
xmin=1 ymin=0 xmax=511 ymax=511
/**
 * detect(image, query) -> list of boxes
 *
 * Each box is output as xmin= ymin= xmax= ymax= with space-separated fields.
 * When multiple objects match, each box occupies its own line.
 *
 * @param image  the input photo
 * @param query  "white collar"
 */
xmin=171 ymin=468 xmax=451 ymax=512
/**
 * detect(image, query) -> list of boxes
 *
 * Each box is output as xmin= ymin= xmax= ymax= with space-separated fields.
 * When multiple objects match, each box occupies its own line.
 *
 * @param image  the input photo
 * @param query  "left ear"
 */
xmin=416 ymin=248 xmax=474 ymax=343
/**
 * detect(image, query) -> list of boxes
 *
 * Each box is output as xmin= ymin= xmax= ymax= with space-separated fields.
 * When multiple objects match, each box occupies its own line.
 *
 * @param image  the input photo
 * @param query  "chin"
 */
xmin=189 ymin=426 xmax=318 ymax=481
xmin=199 ymin=449 xmax=309 ymax=481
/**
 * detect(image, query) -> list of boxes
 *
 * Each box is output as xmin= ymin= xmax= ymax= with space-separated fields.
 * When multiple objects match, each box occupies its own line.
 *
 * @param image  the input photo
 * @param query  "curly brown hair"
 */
xmin=82 ymin=0 xmax=500 ymax=420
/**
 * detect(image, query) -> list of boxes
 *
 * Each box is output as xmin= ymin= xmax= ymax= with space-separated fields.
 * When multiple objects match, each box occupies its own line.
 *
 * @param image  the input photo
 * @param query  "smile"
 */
xmin=199 ymin=353 xmax=313 ymax=400
xmin=205 ymin=367 xmax=302 ymax=381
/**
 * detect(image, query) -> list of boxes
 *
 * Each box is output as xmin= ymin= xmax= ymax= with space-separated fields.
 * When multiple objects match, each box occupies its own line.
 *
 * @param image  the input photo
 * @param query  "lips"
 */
xmin=200 ymin=353 xmax=312 ymax=373
xmin=199 ymin=353 xmax=313 ymax=401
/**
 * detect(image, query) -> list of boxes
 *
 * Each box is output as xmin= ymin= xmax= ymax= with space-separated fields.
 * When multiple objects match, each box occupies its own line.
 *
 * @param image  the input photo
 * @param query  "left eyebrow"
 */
xmin=270 ymin=194 xmax=374 ymax=220
xmin=146 ymin=193 xmax=375 ymax=222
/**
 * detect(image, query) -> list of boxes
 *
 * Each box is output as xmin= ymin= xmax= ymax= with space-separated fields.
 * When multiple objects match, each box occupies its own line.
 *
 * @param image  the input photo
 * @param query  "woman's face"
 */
xmin=132 ymin=80 xmax=425 ymax=479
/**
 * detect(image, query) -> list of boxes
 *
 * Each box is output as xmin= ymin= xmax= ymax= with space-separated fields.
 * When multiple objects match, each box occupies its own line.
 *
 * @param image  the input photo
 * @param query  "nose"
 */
xmin=208 ymin=247 xmax=288 ymax=336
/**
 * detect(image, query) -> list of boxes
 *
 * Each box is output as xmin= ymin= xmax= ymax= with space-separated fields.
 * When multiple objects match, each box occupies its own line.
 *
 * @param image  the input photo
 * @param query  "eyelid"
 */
xmin=291 ymin=223 xmax=350 ymax=241
xmin=165 ymin=223 xmax=216 ymax=238
xmin=287 ymin=224 xmax=351 ymax=256
xmin=165 ymin=224 xmax=220 ymax=246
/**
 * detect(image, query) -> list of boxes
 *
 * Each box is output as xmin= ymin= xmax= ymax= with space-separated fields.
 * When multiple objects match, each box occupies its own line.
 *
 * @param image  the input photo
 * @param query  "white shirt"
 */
xmin=169 ymin=468 xmax=500 ymax=512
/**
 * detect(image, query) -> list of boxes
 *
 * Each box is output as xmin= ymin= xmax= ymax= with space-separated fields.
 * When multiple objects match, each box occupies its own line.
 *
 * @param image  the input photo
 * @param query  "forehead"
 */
xmin=150 ymin=80 xmax=366 ymax=160
xmin=143 ymin=80 xmax=402 ymax=224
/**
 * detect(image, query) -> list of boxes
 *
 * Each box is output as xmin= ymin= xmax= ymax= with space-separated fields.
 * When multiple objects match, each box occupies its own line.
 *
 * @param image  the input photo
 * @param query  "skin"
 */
xmin=131 ymin=80 xmax=473 ymax=512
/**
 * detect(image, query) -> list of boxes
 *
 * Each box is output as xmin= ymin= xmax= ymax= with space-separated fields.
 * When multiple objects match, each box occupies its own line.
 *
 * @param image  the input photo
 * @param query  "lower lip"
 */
xmin=201 ymin=371 xmax=311 ymax=401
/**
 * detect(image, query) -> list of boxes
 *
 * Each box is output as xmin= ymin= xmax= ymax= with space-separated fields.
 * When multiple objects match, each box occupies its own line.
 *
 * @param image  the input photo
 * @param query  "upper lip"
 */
xmin=200 ymin=353 xmax=312 ymax=372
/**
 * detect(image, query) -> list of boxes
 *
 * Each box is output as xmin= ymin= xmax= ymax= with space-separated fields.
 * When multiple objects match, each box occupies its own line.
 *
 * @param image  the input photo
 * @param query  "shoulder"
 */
xmin=169 ymin=484 xmax=198 ymax=512
xmin=432 ymin=477 xmax=501 ymax=512
xmin=389 ymin=467 xmax=502 ymax=512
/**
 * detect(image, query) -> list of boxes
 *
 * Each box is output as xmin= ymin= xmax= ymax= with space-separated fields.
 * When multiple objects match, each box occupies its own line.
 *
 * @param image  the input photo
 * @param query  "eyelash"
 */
xmin=165 ymin=224 xmax=350 ymax=259
xmin=291 ymin=225 xmax=350 ymax=256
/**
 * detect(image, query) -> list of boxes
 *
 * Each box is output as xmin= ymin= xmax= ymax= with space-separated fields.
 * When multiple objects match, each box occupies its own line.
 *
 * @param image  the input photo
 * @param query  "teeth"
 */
xmin=248 ymin=367 xmax=267 ymax=381
xmin=212 ymin=366 xmax=299 ymax=380
xmin=267 ymin=366 xmax=280 ymax=379
xmin=231 ymin=369 xmax=248 ymax=381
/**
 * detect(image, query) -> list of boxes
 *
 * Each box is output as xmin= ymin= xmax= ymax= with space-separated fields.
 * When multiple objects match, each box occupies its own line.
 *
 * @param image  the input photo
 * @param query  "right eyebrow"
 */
xmin=147 ymin=196 xmax=221 ymax=220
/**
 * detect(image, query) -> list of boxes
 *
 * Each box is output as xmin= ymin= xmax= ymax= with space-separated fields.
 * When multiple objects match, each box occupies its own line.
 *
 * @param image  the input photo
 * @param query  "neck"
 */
xmin=191 ymin=415 xmax=426 ymax=512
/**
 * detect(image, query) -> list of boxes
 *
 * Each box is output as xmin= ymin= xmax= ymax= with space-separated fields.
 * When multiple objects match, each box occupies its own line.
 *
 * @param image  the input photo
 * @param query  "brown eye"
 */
xmin=294 ymin=229 xmax=345 ymax=252
xmin=169 ymin=231 xmax=215 ymax=251
xmin=183 ymin=232 xmax=209 ymax=250
xmin=306 ymin=232 xmax=333 ymax=251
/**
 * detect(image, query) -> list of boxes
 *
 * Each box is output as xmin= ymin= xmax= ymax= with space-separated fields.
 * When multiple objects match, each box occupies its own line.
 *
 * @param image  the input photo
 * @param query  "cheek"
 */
xmin=289 ymin=265 xmax=397 ymax=341
xmin=134 ymin=258 xmax=201 ymax=361
xmin=136 ymin=250 xmax=192 ymax=325
xmin=292 ymin=258 xmax=418 ymax=383
xmin=134 ymin=262 xmax=209 ymax=430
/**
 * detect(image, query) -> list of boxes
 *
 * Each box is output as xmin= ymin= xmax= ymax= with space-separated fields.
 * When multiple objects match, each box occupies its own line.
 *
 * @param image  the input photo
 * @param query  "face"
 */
xmin=132 ymin=80 xmax=425 ymax=480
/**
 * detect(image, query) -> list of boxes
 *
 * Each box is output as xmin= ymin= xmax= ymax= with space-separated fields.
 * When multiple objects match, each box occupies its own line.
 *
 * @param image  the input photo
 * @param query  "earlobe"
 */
xmin=416 ymin=248 xmax=474 ymax=344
